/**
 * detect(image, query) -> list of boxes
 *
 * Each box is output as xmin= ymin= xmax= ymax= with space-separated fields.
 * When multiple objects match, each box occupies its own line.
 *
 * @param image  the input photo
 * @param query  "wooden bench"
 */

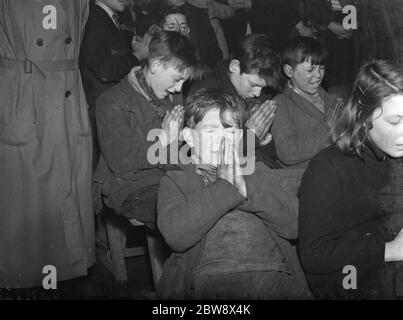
xmin=96 ymin=206 xmax=169 ymax=291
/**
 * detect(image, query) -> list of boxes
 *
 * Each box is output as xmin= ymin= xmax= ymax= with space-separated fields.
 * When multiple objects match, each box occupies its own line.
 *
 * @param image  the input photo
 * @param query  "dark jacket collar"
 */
xmin=363 ymin=139 xmax=391 ymax=162
xmin=214 ymin=60 xmax=239 ymax=96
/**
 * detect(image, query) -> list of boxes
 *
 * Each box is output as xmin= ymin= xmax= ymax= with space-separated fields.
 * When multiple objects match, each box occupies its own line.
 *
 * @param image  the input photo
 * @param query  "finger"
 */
xmin=172 ymin=105 xmax=183 ymax=118
xmin=218 ymin=136 xmax=225 ymax=167
xmin=266 ymin=111 xmax=275 ymax=128
xmin=178 ymin=111 xmax=185 ymax=127
xmin=260 ymin=133 xmax=273 ymax=146
xmin=227 ymin=136 xmax=234 ymax=166
xmin=162 ymin=111 xmax=170 ymax=127
xmin=253 ymin=102 xmax=273 ymax=123
xmin=226 ymin=138 xmax=235 ymax=183
xmin=250 ymin=104 xmax=258 ymax=114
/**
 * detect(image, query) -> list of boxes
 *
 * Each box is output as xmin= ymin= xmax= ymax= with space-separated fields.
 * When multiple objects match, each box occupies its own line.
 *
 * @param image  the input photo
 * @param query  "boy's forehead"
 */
xmin=197 ymin=108 xmax=237 ymax=127
xmin=164 ymin=62 xmax=189 ymax=78
xmin=198 ymin=108 xmax=221 ymax=126
xmin=298 ymin=57 xmax=322 ymax=68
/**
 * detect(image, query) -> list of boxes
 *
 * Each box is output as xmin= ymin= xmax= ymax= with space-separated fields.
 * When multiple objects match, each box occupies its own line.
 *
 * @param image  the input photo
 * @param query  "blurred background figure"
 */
xmin=80 ymin=0 xmax=145 ymax=168
xmin=163 ymin=0 xmax=223 ymax=68
xmin=160 ymin=6 xmax=190 ymax=35
xmin=303 ymin=0 xmax=356 ymax=97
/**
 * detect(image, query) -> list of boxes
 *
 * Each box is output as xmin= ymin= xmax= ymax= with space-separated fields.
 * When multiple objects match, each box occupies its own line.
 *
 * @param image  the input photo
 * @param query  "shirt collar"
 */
xmin=95 ymin=0 xmax=117 ymax=24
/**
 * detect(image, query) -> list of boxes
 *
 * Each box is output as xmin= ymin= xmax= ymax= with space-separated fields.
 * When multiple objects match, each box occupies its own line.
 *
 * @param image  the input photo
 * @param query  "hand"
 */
xmin=161 ymin=105 xmax=184 ymax=147
xmin=217 ymin=136 xmax=247 ymax=198
xmin=327 ymin=21 xmax=353 ymax=39
xmin=245 ymin=100 xmax=276 ymax=145
xmin=385 ymin=228 xmax=403 ymax=262
xmin=132 ymin=24 xmax=161 ymax=60
xmin=132 ymin=35 xmax=148 ymax=61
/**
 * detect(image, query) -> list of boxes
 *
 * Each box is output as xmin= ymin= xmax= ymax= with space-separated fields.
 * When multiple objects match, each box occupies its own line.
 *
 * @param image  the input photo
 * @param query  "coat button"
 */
xmin=65 ymin=36 xmax=72 ymax=44
xmin=36 ymin=38 xmax=44 ymax=46
xmin=65 ymin=90 xmax=71 ymax=98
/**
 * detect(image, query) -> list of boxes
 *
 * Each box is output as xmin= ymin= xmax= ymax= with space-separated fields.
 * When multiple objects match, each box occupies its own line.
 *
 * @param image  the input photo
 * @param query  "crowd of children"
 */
xmin=1 ymin=0 xmax=403 ymax=300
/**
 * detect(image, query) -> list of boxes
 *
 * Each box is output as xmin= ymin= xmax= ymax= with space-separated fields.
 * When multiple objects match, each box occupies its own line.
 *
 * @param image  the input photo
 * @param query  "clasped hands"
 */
xmin=245 ymin=100 xmax=276 ymax=146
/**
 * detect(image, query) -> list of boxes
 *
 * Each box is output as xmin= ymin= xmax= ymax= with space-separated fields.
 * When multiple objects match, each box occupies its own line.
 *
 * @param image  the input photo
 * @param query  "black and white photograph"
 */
xmin=1 ymin=0 xmax=403 ymax=308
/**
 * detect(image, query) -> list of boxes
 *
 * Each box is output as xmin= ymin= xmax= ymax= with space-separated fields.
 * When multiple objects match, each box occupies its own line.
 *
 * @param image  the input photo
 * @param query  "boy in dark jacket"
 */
xmin=94 ymin=30 xmax=199 ymax=228
xmin=187 ymin=33 xmax=284 ymax=168
xmin=157 ymin=88 xmax=311 ymax=299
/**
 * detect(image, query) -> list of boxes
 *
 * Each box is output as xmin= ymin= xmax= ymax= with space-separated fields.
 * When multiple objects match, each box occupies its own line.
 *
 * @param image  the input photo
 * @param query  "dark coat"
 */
xmin=0 ymin=0 xmax=94 ymax=287
xmin=181 ymin=3 xmax=223 ymax=68
xmin=249 ymin=0 xmax=301 ymax=50
xmin=299 ymin=144 xmax=403 ymax=299
xmin=157 ymin=162 xmax=311 ymax=299
xmin=79 ymin=1 xmax=139 ymax=107
xmin=271 ymin=85 xmax=337 ymax=169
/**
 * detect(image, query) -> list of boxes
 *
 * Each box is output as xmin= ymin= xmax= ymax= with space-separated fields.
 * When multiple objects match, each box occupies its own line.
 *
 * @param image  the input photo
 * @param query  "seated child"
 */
xmin=271 ymin=36 xmax=340 ymax=169
xmin=157 ymin=88 xmax=312 ymax=299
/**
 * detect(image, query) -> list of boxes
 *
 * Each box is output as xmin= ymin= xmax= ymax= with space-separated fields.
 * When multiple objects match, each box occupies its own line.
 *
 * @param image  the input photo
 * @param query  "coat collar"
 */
xmin=214 ymin=60 xmax=239 ymax=96
xmin=282 ymin=85 xmax=334 ymax=122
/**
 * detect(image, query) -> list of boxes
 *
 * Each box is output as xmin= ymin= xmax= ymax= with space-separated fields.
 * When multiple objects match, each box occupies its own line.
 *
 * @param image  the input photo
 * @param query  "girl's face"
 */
xmin=288 ymin=58 xmax=325 ymax=95
xmin=162 ymin=13 xmax=190 ymax=36
xmin=369 ymin=94 xmax=403 ymax=158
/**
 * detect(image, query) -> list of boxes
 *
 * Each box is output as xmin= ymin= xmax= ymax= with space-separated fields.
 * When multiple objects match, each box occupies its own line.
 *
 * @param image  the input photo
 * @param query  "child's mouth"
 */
xmin=310 ymin=79 xmax=321 ymax=88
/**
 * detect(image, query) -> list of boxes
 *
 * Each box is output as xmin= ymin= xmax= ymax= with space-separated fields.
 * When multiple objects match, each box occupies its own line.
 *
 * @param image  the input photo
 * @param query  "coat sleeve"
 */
xmin=80 ymin=9 xmax=139 ymax=83
xmin=96 ymin=94 xmax=157 ymax=180
xmin=298 ymin=152 xmax=386 ymax=274
xmin=157 ymin=174 xmax=245 ymax=252
xmin=189 ymin=6 xmax=223 ymax=68
xmin=271 ymin=95 xmax=329 ymax=166
xmin=239 ymin=164 xmax=302 ymax=239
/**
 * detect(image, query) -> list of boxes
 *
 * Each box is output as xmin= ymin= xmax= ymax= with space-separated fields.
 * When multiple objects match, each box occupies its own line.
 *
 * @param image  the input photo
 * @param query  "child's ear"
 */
xmin=229 ymin=59 xmax=241 ymax=75
xmin=182 ymin=127 xmax=194 ymax=147
xmin=150 ymin=59 xmax=162 ymax=74
xmin=283 ymin=64 xmax=293 ymax=78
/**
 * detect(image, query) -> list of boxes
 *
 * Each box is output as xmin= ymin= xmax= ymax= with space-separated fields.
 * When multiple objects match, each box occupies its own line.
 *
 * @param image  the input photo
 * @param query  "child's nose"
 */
xmin=252 ymin=87 xmax=262 ymax=97
xmin=313 ymin=67 xmax=321 ymax=78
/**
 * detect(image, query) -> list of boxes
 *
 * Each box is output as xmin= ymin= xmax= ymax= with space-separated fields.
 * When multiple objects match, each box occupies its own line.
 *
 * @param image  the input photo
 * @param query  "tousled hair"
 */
xmin=147 ymin=30 xmax=203 ymax=79
xmin=184 ymin=88 xmax=248 ymax=129
xmin=282 ymin=36 xmax=327 ymax=68
xmin=329 ymin=60 xmax=403 ymax=156
xmin=232 ymin=34 xmax=283 ymax=90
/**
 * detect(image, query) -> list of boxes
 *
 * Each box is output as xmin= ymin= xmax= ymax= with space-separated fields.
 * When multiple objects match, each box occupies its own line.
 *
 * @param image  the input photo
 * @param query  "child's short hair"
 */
xmin=232 ymin=34 xmax=282 ymax=90
xmin=282 ymin=36 xmax=327 ymax=68
xmin=148 ymin=30 xmax=200 ymax=78
xmin=184 ymin=88 xmax=247 ymax=129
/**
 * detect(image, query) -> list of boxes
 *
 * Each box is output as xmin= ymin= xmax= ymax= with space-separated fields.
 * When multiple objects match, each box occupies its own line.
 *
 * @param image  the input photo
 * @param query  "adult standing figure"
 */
xmin=80 ymin=0 xmax=145 ymax=168
xmin=0 ymin=0 xmax=95 ymax=288
xmin=299 ymin=60 xmax=403 ymax=299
